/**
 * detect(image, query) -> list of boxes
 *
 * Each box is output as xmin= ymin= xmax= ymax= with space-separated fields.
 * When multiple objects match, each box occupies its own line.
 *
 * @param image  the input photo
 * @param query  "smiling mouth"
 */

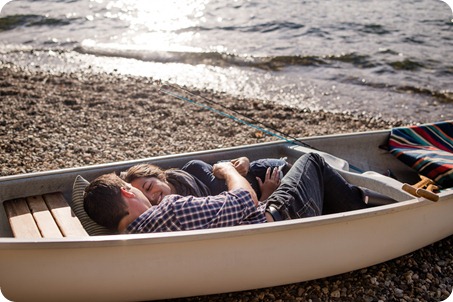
xmin=152 ymin=192 xmax=162 ymax=205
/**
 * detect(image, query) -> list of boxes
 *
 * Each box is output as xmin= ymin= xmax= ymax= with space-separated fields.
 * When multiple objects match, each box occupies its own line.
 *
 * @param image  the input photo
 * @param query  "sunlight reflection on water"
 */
xmin=101 ymin=0 xmax=208 ymax=50
xmin=1 ymin=0 xmax=451 ymax=123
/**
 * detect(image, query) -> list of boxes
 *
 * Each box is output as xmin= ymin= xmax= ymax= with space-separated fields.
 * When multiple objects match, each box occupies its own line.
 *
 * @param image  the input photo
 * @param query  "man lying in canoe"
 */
xmin=121 ymin=157 xmax=291 ymax=205
xmin=83 ymin=153 xmax=397 ymax=233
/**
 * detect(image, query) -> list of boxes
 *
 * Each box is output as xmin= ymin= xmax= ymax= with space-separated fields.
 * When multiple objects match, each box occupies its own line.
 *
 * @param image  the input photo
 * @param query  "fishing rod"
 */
xmin=159 ymin=84 xmax=368 ymax=173
xmin=159 ymin=83 xmax=315 ymax=149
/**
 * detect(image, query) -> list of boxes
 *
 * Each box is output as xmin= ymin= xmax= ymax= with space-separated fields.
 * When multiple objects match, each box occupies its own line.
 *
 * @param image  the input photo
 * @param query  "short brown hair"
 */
xmin=83 ymin=173 xmax=129 ymax=230
xmin=123 ymin=163 xmax=166 ymax=183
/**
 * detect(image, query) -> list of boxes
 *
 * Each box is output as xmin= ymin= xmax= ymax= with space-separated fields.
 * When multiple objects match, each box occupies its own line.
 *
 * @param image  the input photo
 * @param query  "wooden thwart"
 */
xmin=402 ymin=175 xmax=440 ymax=202
xmin=402 ymin=184 xmax=440 ymax=202
xmin=3 ymin=192 xmax=88 ymax=238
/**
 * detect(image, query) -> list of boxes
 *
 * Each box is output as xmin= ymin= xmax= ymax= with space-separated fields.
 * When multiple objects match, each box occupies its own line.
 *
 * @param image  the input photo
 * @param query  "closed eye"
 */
xmin=142 ymin=180 xmax=153 ymax=192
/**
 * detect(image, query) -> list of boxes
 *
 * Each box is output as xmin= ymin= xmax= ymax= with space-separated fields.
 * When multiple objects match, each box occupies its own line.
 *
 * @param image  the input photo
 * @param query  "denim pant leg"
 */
xmin=181 ymin=160 xmax=227 ymax=195
xmin=265 ymin=153 xmax=364 ymax=220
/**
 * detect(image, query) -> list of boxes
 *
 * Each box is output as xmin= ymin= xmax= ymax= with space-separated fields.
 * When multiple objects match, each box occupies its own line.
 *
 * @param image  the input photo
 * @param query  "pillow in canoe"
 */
xmin=72 ymin=175 xmax=118 ymax=236
xmin=388 ymin=121 xmax=453 ymax=188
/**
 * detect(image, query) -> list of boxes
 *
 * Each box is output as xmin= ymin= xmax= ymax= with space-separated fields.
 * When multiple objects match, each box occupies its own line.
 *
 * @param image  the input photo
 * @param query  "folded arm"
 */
xmin=213 ymin=161 xmax=259 ymax=206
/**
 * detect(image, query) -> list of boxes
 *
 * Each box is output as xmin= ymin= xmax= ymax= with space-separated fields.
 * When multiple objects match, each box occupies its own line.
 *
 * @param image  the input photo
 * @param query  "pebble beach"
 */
xmin=0 ymin=63 xmax=452 ymax=301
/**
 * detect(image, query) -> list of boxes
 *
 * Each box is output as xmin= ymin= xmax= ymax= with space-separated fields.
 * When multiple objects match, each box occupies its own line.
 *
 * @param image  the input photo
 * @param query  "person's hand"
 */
xmin=230 ymin=157 xmax=250 ymax=176
xmin=214 ymin=161 xmax=259 ymax=205
xmin=213 ymin=162 xmax=237 ymax=180
xmin=257 ymin=167 xmax=281 ymax=201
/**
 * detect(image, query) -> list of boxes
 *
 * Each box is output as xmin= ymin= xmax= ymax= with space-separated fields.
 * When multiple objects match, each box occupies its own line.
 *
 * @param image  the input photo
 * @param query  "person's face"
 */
xmin=120 ymin=185 xmax=152 ymax=224
xmin=130 ymin=176 xmax=172 ymax=205
xmin=128 ymin=185 xmax=152 ymax=210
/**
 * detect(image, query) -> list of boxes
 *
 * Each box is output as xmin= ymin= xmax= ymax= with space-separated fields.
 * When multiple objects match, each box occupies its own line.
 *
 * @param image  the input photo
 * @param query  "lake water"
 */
xmin=1 ymin=0 xmax=452 ymax=123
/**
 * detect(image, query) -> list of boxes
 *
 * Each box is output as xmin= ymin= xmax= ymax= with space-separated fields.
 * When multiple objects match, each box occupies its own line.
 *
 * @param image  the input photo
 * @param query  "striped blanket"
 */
xmin=388 ymin=121 xmax=453 ymax=188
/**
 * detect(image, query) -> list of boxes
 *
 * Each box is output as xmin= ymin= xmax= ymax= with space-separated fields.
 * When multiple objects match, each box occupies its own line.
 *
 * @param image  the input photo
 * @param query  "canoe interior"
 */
xmin=0 ymin=130 xmax=420 ymax=237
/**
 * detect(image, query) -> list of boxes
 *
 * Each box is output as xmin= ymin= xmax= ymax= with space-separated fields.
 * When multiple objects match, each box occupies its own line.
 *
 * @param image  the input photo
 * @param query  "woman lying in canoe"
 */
xmin=121 ymin=157 xmax=292 ymax=205
xmin=83 ymin=153 xmax=397 ymax=233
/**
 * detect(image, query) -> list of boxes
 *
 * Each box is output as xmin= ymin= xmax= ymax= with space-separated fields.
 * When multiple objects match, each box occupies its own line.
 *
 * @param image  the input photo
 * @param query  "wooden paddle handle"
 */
xmin=402 ymin=183 xmax=439 ymax=202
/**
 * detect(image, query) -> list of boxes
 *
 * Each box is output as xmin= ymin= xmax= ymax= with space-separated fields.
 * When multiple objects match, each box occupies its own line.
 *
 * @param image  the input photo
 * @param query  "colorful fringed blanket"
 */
xmin=388 ymin=121 xmax=453 ymax=188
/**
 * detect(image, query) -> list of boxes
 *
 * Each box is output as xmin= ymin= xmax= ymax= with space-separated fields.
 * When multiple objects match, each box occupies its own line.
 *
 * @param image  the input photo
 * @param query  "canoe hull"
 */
xmin=1 ymin=130 xmax=452 ymax=301
xmin=1 ymin=198 xmax=451 ymax=302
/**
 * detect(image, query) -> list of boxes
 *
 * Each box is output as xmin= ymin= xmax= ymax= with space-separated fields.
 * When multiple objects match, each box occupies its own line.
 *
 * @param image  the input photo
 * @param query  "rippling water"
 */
xmin=1 ymin=0 xmax=452 ymax=123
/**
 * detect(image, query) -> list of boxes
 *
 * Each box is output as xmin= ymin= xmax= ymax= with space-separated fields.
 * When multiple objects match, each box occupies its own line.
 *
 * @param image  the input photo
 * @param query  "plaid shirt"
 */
xmin=125 ymin=189 xmax=267 ymax=233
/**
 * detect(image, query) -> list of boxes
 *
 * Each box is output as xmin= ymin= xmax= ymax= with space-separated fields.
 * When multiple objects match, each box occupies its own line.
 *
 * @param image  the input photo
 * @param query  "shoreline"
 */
xmin=0 ymin=63 xmax=451 ymax=301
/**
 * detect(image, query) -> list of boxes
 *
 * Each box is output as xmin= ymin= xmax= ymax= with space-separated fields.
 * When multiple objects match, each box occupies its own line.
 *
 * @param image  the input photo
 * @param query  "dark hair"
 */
xmin=122 ymin=163 xmax=167 ymax=183
xmin=83 ymin=173 xmax=129 ymax=230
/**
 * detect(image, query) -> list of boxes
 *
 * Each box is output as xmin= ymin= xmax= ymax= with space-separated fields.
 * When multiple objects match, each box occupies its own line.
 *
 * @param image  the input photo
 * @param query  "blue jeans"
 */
xmin=265 ymin=153 xmax=366 ymax=219
xmin=181 ymin=158 xmax=290 ymax=198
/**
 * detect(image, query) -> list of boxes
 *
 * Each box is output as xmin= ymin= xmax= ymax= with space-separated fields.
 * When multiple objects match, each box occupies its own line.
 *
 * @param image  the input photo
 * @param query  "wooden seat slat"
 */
xmin=4 ymin=192 xmax=89 ymax=238
xmin=3 ymin=198 xmax=42 ymax=239
xmin=43 ymin=193 xmax=88 ymax=237
xmin=26 ymin=195 xmax=63 ymax=238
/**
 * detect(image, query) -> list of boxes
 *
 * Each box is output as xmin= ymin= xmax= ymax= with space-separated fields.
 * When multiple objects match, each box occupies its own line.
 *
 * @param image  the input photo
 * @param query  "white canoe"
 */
xmin=0 ymin=129 xmax=452 ymax=302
